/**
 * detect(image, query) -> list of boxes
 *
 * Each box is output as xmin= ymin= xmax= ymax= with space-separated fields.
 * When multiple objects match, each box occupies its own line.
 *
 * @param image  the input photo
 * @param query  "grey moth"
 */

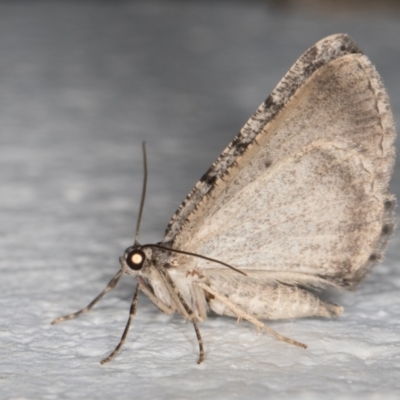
xmin=53 ymin=34 xmax=396 ymax=364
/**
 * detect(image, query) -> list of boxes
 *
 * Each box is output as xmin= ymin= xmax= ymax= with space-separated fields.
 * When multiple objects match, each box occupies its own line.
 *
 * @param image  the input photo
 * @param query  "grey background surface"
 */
xmin=1 ymin=1 xmax=400 ymax=399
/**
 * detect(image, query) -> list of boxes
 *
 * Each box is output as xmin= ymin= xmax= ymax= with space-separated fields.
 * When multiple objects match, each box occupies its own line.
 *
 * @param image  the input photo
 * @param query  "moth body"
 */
xmin=204 ymin=272 xmax=343 ymax=320
xmin=122 ymin=243 xmax=343 ymax=324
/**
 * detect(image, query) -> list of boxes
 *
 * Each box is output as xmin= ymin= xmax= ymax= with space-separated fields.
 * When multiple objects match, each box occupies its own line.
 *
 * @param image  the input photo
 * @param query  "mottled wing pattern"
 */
xmin=163 ymin=34 xmax=396 ymax=288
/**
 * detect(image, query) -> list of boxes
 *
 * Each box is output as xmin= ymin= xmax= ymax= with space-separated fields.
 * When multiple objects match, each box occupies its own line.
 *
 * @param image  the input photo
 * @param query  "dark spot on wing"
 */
xmin=307 ymin=45 xmax=318 ymax=59
xmin=384 ymin=200 xmax=395 ymax=210
xmin=200 ymin=168 xmax=217 ymax=185
xmin=264 ymin=160 xmax=272 ymax=168
xmin=382 ymin=224 xmax=393 ymax=235
xmin=264 ymin=95 xmax=275 ymax=110
xmin=231 ymin=136 xmax=249 ymax=156
xmin=369 ymin=253 xmax=378 ymax=262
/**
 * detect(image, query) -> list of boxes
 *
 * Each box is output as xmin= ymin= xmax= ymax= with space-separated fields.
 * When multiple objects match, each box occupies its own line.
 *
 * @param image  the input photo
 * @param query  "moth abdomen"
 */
xmin=206 ymin=278 xmax=343 ymax=321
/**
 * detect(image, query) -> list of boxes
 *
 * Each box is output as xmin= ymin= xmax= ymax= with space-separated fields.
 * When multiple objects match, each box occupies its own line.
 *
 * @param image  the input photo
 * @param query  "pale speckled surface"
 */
xmin=1 ymin=1 xmax=400 ymax=399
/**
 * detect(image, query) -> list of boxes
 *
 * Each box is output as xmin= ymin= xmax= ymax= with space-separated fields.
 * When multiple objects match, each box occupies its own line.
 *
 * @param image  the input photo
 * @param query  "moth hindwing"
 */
xmin=52 ymin=33 xmax=396 ymax=364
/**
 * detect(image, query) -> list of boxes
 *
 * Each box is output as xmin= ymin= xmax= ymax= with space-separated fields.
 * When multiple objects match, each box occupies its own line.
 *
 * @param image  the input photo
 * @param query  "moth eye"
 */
xmin=126 ymin=250 xmax=146 ymax=270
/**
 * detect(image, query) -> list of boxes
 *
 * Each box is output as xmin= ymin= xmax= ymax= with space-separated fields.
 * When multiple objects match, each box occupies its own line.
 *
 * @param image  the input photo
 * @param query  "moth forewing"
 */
xmin=171 ymin=55 xmax=395 ymax=290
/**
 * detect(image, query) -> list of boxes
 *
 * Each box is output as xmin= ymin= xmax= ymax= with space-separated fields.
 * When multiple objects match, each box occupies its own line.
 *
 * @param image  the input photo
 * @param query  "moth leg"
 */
xmin=197 ymin=282 xmax=307 ymax=349
xmin=141 ymin=278 xmax=205 ymax=363
xmin=101 ymin=283 xmax=140 ymax=364
xmin=136 ymin=276 xmax=175 ymax=315
xmin=192 ymin=320 xmax=205 ymax=364
xmin=152 ymin=267 xmax=206 ymax=363
xmin=155 ymin=265 xmax=192 ymax=319
xmin=192 ymin=282 xmax=208 ymax=321
xmin=51 ymin=268 xmax=124 ymax=325
xmin=101 ymin=276 xmax=179 ymax=364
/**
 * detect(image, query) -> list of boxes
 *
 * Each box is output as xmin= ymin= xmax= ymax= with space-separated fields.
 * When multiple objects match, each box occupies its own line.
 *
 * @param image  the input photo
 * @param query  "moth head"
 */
xmin=122 ymin=245 xmax=152 ymax=275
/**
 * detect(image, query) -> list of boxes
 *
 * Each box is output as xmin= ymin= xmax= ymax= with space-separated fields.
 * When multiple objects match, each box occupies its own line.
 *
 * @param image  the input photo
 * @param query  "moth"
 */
xmin=52 ymin=34 xmax=396 ymax=364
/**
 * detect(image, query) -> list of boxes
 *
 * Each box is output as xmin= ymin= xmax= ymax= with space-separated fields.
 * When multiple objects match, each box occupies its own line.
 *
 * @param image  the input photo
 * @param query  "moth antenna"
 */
xmin=134 ymin=142 xmax=148 ymax=245
xmin=143 ymin=243 xmax=247 ymax=276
